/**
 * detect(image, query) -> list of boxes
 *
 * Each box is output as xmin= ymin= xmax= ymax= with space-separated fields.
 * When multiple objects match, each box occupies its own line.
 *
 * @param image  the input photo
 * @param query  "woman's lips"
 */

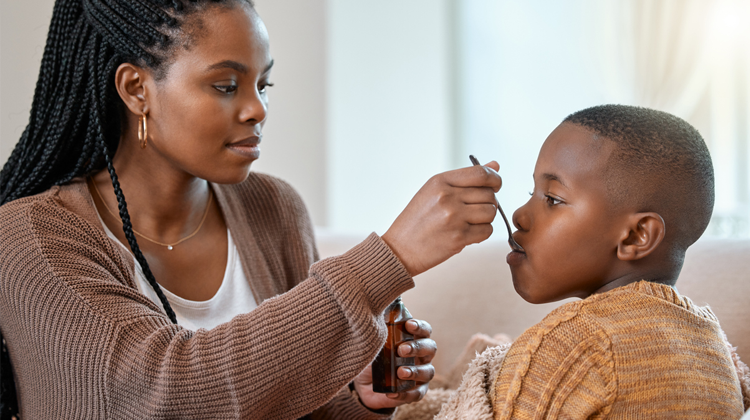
xmin=226 ymin=137 xmax=261 ymax=159
xmin=506 ymin=250 xmax=526 ymax=266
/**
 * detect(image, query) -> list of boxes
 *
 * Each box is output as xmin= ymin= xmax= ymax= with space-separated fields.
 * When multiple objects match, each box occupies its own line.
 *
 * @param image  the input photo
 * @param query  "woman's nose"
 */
xmin=239 ymin=89 xmax=268 ymax=125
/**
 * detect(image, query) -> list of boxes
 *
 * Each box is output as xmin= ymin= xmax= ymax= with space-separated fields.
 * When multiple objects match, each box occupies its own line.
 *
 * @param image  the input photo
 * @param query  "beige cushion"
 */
xmin=316 ymin=233 xmax=750 ymax=374
xmin=677 ymin=238 xmax=750 ymax=362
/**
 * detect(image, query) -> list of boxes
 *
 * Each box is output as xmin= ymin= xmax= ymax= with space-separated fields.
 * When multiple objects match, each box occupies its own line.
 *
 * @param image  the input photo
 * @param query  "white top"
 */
xmin=95 ymin=210 xmax=258 ymax=330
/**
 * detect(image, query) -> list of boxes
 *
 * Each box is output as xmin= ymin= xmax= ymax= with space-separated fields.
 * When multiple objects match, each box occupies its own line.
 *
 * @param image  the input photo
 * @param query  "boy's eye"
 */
xmin=544 ymin=194 xmax=562 ymax=206
xmin=214 ymin=84 xmax=238 ymax=94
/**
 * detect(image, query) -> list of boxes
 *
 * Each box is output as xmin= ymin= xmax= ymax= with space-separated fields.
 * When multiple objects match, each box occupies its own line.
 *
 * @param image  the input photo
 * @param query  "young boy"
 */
xmin=435 ymin=105 xmax=748 ymax=419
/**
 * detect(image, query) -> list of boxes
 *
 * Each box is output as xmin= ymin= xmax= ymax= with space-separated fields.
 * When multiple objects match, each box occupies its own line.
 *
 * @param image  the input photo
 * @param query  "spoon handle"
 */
xmin=468 ymin=155 xmax=524 ymax=252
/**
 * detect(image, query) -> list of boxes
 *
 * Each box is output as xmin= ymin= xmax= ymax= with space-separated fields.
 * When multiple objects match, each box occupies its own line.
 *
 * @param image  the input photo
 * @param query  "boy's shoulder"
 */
xmin=495 ymin=280 xmax=727 ymax=397
xmin=536 ymin=280 xmax=720 ymax=335
xmin=490 ymin=281 xmax=743 ymax=418
xmin=508 ymin=281 xmax=723 ymax=362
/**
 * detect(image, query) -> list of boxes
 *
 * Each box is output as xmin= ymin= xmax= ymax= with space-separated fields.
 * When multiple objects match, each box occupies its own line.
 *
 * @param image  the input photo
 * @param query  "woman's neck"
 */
xmin=91 ymin=143 xmax=213 ymax=244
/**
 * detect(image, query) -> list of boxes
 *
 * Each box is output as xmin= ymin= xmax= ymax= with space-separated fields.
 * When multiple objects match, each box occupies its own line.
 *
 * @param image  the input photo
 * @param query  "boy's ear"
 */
xmin=114 ymin=62 xmax=151 ymax=116
xmin=616 ymin=212 xmax=666 ymax=261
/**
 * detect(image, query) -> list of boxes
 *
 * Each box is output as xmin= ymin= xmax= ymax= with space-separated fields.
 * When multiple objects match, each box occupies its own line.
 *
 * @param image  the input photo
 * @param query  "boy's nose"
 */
xmin=512 ymin=200 xmax=531 ymax=232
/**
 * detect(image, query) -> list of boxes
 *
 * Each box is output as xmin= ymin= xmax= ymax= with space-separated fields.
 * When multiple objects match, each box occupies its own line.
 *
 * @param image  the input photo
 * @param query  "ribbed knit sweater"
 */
xmin=0 ymin=175 xmax=414 ymax=419
xmin=490 ymin=281 xmax=745 ymax=419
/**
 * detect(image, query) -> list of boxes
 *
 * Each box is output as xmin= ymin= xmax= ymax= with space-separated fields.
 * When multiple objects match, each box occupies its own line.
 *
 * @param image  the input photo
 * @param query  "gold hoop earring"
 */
xmin=138 ymin=113 xmax=148 ymax=149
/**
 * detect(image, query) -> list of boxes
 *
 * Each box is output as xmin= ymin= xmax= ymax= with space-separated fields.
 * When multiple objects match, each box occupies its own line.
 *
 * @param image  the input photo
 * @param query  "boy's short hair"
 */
xmin=563 ymin=104 xmax=714 ymax=252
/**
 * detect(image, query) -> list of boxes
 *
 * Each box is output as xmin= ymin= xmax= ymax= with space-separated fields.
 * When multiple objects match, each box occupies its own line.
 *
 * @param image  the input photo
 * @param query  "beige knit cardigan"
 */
xmin=0 ymin=175 xmax=414 ymax=419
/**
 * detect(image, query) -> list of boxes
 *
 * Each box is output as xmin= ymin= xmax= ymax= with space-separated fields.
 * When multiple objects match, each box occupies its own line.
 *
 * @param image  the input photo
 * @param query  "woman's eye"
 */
xmin=528 ymin=191 xmax=534 ymax=196
xmin=214 ymin=84 xmax=238 ymax=94
xmin=259 ymin=82 xmax=275 ymax=94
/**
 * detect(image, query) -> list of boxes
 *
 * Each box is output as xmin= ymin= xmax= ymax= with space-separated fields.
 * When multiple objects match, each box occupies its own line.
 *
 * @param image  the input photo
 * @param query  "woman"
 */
xmin=0 ymin=0 xmax=501 ymax=418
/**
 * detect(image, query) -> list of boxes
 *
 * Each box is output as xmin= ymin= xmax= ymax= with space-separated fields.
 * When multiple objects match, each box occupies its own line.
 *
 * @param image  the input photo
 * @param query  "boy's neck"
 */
xmin=592 ymin=268 xmax=678 ymax=297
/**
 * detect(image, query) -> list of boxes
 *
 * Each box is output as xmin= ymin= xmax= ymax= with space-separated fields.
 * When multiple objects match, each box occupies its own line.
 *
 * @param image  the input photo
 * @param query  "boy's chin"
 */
xmin=511 ymin=273 xmax=563 ymax=304
xmin=512 ymin=275 xmax=544 ymax=304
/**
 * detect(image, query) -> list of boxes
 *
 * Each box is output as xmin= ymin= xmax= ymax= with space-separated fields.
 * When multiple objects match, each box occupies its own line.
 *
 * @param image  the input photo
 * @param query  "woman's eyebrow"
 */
xmin=205 ymin=60 xmax=249 ymax=73
xmin=204 ymin=59 xmax=275 ymax=75
xmin=263 ymin=59 xmax=275 ymax=74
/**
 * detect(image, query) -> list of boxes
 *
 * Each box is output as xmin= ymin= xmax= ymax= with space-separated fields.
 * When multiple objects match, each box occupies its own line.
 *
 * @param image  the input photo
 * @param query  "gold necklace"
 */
xmin=90 ymin=179 xmax=213 ymax=250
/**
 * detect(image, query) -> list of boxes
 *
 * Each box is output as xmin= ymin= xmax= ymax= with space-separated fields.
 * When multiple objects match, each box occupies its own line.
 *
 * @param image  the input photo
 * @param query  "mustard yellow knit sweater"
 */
xmin=490 ymin=281 xmax=744 ymax=419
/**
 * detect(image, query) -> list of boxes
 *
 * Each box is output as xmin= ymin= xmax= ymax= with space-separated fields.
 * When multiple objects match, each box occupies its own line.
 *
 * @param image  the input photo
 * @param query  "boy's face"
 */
xmin=508 ymin=123 xmax=628 ymax=303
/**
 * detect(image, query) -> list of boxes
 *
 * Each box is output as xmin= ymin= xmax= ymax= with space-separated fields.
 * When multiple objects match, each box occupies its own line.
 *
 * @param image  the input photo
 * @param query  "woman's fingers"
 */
xmin=446 ymin=163 xmax=502 ymax=190
xmin=385 ymin=383 xmax=429 ymax=403
xmin=397 ymin=364 xmax=435 ymax=383
xmin=382 ymin=163 xmax=503 ymax=276
xmin=457 ymin=186 xmax=500 ymax=205
xmin=398 ymin=338 xmax=437 ymax=363
xmin=404 ymin=319 xmax=433 ymax=338
xmin=464 ymin=222 xmax=495 ymax=245
xmin=464 ymin=203 xmax=499 ymax=225
xmin=354 ymin=365 xmax=429 ymax=409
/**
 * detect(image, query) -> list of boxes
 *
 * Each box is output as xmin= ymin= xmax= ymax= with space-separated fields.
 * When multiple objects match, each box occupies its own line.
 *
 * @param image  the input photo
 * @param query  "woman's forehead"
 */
xmin=169 ymin=4 xmax=271 ymax=76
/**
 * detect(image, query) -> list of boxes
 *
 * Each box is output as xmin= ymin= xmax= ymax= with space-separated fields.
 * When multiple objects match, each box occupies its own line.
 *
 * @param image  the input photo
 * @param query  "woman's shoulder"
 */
xmin=0 ymin=182 xmax=80 ymax=235
xmin=2 ymin=177 xmax=97 ymax=224
xmin=0 ymin=180 xmax=136 ymax=287
xmin=0 ymin=179 xmax=120 ymax=267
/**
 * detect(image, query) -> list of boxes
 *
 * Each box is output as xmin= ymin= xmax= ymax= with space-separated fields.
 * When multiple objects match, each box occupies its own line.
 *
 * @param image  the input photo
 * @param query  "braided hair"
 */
xmin=0 ymin=0 xmax=252 ymax=417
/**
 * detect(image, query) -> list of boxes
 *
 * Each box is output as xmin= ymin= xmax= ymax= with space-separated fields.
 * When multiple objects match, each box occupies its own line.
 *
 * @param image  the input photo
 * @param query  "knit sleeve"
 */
xmin=243 ymin=174 xmax=397 ymax=419
xmin=307 ymin=386 xmax=395 ymax=420
xmin=491 ymin=309 xmax=617 ymax=419
xmin=0 ymin=194 xmax=414 ymax=419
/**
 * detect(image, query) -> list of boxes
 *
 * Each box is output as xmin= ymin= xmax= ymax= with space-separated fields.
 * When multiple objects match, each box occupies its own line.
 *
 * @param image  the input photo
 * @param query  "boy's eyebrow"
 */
xmin=542 ymin=173 xmax=569 ymax=188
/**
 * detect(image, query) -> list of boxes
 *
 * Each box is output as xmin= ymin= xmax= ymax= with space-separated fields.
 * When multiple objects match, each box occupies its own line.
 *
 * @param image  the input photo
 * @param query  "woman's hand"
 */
xmin=353 ymin=319 xmax=437 ymax=411
xmin=382 ymin=162 xmax=502 ymax=276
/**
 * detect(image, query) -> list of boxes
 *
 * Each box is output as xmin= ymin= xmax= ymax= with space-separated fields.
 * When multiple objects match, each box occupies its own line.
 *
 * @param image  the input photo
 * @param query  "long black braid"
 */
xmin=0 ymin=0 xmax=252 ymax=417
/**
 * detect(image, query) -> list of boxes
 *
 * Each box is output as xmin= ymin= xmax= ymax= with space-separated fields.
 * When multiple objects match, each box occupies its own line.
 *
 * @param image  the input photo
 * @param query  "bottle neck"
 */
xmin=385 ymin=296 xmax=411 ymax=323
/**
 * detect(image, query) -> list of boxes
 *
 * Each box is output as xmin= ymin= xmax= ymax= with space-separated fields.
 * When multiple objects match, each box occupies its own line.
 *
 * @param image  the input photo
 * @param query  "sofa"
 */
xmin=316 ymin=232 xmax=750 ymax=375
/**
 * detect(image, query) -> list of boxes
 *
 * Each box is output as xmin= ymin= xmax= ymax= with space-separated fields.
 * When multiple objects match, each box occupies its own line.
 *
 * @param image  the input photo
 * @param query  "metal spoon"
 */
xmin=469 ymin=155 xmax=525 ymax=252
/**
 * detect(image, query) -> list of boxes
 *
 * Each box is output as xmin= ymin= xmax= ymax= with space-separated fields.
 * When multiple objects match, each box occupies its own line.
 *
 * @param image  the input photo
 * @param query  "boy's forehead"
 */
xmin=535 ymin=123 xmax=614 ymax=182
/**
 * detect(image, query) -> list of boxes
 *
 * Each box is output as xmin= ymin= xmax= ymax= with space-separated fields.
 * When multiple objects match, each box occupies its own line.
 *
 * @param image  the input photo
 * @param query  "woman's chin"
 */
xmin=202 ymin=162 xmax=255 ymax=185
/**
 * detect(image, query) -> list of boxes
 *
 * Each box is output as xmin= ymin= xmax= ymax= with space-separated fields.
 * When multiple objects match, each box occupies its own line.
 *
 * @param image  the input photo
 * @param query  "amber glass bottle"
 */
xmin=372 ymin=297 xmax=416 ymax=393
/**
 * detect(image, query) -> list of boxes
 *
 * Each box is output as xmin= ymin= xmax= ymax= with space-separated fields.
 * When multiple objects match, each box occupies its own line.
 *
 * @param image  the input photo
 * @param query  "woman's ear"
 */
xmin=616 ymin=212 xmax=666 ymax=261
xmin=114 ymin=63 xmax=150 ymax=115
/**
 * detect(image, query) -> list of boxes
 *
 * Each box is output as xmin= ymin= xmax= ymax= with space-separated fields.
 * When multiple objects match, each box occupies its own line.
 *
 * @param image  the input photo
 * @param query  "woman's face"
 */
xmin=144 ymin=4 xmax=273 ymax=184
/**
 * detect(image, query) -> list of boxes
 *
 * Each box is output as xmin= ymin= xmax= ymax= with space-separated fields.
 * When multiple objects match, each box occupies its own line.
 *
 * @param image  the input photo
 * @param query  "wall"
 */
xmin=0 ymin=0 xmax=331 ymax=225
xmin=249 ymin=0 xmax=329 ymax=226
xmin=456 ymin=0 xmax=608 ymax=218
xmin=327 ymin=0 xmax=454 ymax=234
xmin=0 ymin=0 xmax=55 ymax=168
xmin=0 ymin=1 xmax=455 ymax=234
